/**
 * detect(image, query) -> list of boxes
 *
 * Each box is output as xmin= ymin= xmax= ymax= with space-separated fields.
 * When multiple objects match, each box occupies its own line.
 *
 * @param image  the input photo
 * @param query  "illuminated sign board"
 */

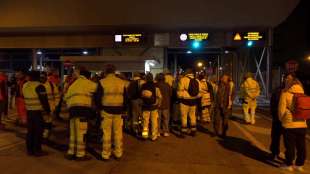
xmin=114 ymin=34 xmax=143 ymax=43
xmin=180 ymin=33 xmax=209 ymax=41
xmin=233 ymin=33 xmax=242 ymax=41
xmin=244 ymin=32 xmax=263 ymax=41
xmin=232 ymin=32 xmax=264 ymax=41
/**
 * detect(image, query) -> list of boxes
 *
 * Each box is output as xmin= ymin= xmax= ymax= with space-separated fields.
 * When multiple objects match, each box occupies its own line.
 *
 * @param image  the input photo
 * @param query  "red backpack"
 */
xmin=292 ymin=93 xmax=310 ymax=120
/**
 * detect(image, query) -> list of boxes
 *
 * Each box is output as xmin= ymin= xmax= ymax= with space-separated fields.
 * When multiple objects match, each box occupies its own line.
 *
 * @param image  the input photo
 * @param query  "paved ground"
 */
xmin=0 ymin=108 xmax=309 ymax=174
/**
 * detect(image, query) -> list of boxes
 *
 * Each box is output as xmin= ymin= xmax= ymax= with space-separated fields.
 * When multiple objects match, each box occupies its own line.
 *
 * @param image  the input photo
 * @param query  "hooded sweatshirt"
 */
xmin=278 ymin=84 xmax=308 ymax=129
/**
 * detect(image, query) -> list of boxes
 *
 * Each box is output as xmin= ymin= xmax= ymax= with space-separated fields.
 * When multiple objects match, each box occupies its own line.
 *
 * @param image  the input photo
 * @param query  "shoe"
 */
xmin=98 ymin=156 xmax=109 ymax=161
xmin=295 ymin=166 xmax=305 ymax=172
xmin=280 ymin=164 xmax=294 ymax=172
xmin=64 ymin=154 xmax=76 ymax=161
xmin=33 ymin=151 xmax=48 ymax=157
xmin=75 ymin=155 xmax=92 ymax=161
xmin=151 ymin=136 xmax=158 ymax=141
xmin=163 ymin=133 xmax=170 ymax=137
xmin=251 ymin=119 xmax=255 ymax=125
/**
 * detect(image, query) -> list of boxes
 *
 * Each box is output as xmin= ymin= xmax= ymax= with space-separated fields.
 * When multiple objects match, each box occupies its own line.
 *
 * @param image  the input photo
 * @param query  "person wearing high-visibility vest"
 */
xmin=95 ymin=64 xmax=128 ymax=160
xmin=141 ymin=73 xmax=162 ymax=141
xmin=64 ymin=69 xmax=97 ymax=161
xmin=40 ymin=72 xmax=61 ymax=139
xmin=22 ymin=71 xmax=51 ymax=157
xmin=177 ymin=68 xmax=201 ymax=137
xmin=240 ymin=72 xmax=260 ymax=125
xmin=198 ymin=73 xmax=213 ymax=125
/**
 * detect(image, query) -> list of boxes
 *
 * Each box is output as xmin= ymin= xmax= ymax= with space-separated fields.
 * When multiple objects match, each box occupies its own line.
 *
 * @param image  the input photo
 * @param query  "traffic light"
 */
xmin=191 ymin=41 xmax=201 ymax=49
xmin=247 ymin=41 xmax=254 ymax=47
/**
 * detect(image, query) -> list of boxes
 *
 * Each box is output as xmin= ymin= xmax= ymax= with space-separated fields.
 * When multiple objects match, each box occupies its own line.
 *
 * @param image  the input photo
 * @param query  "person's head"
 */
xmin=244 ymin=72 xmax=253 ymax=80
xmin=156 ymin=73 xmax=165 ymax=82
xmin=198 ymin=72 xmax=208 ymax=81
xmin=220 ymin=74 xmax=230 ymax=84
xmin=163 ymin=68 xmax=171 ymax=75
xmin=15 ymin=69 xmax=26 ymax=79
xmin=210 ymin=75 xmax=217 ymax=83
xmin=105 ymin=64 xmax=116 ymax=75
xmin=184 ymin=68 xmax=194 ymax=75
xmin=28 ymin=71 xmax=41 ymax=81
xmin=80 ymin=69 xmax=91 ymax=79
xmin=40 ymin=72 xmax=47 ymax=83
xmin=133 ymin=72 xmax=141 ymax=78
xmin=145 ymin=73 xmax=153 ymax=83
xmin=284 ymin=73 xmax=299 ymax=89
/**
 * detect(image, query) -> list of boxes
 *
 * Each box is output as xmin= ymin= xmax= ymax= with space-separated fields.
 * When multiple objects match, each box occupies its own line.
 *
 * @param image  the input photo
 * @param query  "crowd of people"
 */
xmin=0 ymin=65 xmax=308 ymax=172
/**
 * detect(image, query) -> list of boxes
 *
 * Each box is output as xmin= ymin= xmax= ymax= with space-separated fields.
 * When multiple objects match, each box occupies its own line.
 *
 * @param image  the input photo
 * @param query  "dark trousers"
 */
xmin=270 ymin=121 xmax=283 ymax=156
xmin=214 ymin=108 xmax=231 ymax=136
xmin=283 ymin=128 xmax=307 ymax=166
xmin=26 ymin=110 xmax=44 ymax=154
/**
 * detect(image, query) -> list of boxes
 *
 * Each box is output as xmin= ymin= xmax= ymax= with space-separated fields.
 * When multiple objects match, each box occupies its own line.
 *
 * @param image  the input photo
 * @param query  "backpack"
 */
xmin=127 ymin=80 xmax=140 ymax=100
xmin=141 ymin=83 xmax=156 ymax=106
xmin=187 ymin=77 xmax=199 ymax=97
xmin=291 ymin=93 xmax=310 ymax=120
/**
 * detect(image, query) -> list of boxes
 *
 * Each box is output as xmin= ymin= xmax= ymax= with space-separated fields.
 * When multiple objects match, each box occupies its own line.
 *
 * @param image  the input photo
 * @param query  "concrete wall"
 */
xmin=0 ymin=0 xmax=299 ymax=31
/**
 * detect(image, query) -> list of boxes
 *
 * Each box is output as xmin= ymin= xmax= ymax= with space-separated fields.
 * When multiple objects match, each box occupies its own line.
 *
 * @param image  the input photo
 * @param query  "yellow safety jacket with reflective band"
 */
xmin=165 ymin=74 xmax=174 ymax=87
xmin=43 ymin=81 xmax=60 ymax=112
xmin=100 ymin=74 xmax=127 ymax=107
xmin=200 ymin=79 xmax=211 ymax=107
xmin=240 ymin=78 xmax=260 ymax=100
xmin=177 ymin=74 xmax=201 ymax=100
xmin=65 ymin=76 xmax=97 ymax=108
xmin=23 ymin=81 xmax=43 ymax=111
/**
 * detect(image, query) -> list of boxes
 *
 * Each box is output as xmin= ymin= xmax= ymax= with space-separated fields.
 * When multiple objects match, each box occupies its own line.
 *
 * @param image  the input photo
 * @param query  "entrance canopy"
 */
xmin=60 ymin=56 xmax=149 ymax=72
xmin=0 ymin=0 xmax=300 ymax=33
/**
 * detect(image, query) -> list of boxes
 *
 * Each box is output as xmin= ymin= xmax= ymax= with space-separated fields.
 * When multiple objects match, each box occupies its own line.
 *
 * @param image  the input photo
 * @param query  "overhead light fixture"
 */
xmin=186 ymin=50 xmax=192 ymax=54
xmin=224 ymin=50 xmax=229 ymax=54
xmin=36 ymin=50 xmax=42 ymax=55
xmin=83 ymin=50 xmax=88 ymax=55
xmin=197 ymin=62 xmax=203 ymax=68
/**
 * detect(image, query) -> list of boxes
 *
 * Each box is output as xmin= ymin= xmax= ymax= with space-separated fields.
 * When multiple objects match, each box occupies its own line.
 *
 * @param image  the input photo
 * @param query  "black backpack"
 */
xmin=127 ymin=80 xmax=140 ymax=100
xmin=187 ymin=77 xmax=199 ymax=97
xmin=141 ymin=82 xmax=156 ymax=106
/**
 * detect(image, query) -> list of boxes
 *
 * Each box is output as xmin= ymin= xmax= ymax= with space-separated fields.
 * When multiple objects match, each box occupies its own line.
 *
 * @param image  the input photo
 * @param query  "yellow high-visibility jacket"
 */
xmin=65 ymin=76 xmax=97 ymax=108
xmin=165 ymin=74 xmax=174 ymax=87
xmin=177 ymin=74 xmax=201 ymax=100
xmin=278 ymin=84 xmax=308 ymax=129
xmin=43 ymin=81 xmax=60 ymax=112
xmin=100 ymin=74 xmax=127 ymax=107
xmin=240 ymin=77 xmax=260 ymax=101
xmin=200 ymin=79 xmax=211 ymax=107
xmin=23 ymin=81 xmax=43 ymax=111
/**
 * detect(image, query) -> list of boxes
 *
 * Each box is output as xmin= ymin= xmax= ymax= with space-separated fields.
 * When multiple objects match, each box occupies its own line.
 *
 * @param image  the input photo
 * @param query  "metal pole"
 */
xmin=39 ymin=55 xmax=43 ymax=71
xmin=173 ymin=54 xmax=177 ymax=76
xmin=267 ymin=28 xmax=274 ymax=98
xmin=217 ymin=55 xmax=220 ymax=82
xmin=32 ymin=49 xmax=37 ymax=70
xmin=266 ymin=47 xmax=270 ymax=98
